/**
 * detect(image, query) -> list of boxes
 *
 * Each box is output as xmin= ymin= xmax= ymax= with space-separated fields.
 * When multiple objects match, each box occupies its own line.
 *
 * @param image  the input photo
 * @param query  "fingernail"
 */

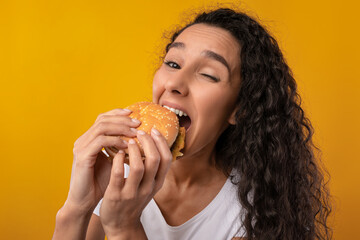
xmin=151 ymin=128 xmax=160 ymax=136
xmin=137 ymin=130 xmax=145 ymax=135
xmin=122 ymin=140 xmax=128 ymax=145
xmin=102 ymin=148 xmax=110 ymax=157
xmin=131 ymin=118 xmax=141 ymax=124
xmin=123 ymin=108 xmax=132 ymax=113
xmin=117 ymin=150 xmax=124 ymax=154
xmin=129 ymin=139 xmax=136 ymax=144
xmin=130 ymin=128 xmax=138 ymax=133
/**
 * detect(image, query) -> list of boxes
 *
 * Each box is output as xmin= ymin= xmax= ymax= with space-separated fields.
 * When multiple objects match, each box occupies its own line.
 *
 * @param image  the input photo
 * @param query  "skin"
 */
xmin=53 ymin=23 xmax=244 ymax=240
xmin=152 ymin=23 xmax=242 ymax=226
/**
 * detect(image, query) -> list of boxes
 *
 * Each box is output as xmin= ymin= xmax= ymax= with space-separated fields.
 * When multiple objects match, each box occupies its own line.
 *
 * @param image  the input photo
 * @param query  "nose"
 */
xmin=164 ymin=70 xmax=189 ymax=96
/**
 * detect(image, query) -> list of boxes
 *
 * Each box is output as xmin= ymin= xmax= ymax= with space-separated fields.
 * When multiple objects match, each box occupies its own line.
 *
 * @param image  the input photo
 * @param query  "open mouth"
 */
xmin=178 ymin=115 xmax=191 ymax=131
xmin=162 ymin=105 xmax=192 ymax=131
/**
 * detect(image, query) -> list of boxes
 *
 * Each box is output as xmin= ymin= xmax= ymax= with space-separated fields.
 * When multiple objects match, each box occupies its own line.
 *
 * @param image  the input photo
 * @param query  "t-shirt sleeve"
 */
xmin=93 ymin=199 xmax=102 ymax=216
xmin=232 ymin=207 xmax=248 ymax=238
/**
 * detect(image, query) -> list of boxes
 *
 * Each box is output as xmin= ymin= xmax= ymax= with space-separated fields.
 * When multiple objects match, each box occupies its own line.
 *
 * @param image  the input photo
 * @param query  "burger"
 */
xmin=103 ymin=101 xmax=185 ymax=161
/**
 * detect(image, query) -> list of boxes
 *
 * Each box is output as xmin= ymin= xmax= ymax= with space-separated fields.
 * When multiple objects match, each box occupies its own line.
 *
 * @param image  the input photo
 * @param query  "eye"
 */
xmin=164 ymin=61 xmax=181 ymax=69
xmin=201 ymin=73 xmax=220 ymax=82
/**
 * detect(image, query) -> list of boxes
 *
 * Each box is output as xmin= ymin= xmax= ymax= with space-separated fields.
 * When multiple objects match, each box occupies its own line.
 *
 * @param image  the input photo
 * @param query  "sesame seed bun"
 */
xmin=104 ymin=102 xmax=185 ymax=162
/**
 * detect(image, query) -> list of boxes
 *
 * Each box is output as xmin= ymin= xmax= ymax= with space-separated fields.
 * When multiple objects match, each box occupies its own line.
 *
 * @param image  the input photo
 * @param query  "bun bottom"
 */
xmin=101 ymin=102 xmax=185 ymax=163
xmin=102 ymin=126 xmax=185 ymax=163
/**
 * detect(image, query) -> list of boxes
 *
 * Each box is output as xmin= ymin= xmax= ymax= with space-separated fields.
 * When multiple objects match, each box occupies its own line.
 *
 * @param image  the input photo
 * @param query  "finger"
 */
xmin=80 ymin=120 xmax=139 ymax=149
xmin=93 ymin=151 xmax=113 ymax=197
xmin=92 ymin=122 xmax=139 ymax=138
xmin=76 ymin=136 xmax=128 ymax=164
xmin=123 ymin=138 xmax=144 ymax=194
xmin=108 ymin=150 xmax=125 ymax=189
xmin=76 ymin=111 xmax=140 ymax=149
xmin=92 ymin=115 xmax=140 ymax=138
xmin=136 ymin=130 xmax=160 ymax=191
xmin=95 ymin=108 xmax=132 ymax=123
xmin=150 ymin=128 xmax=172 ymax=192
xmin=75 ymin=108 xmax=133 ymax=144
xmin=94 ymin=115 xmax=141 ymax=130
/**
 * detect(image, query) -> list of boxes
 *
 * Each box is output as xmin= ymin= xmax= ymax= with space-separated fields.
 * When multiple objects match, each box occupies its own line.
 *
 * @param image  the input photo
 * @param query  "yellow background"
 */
xmin=0 ymin=0 xmax=359 ymax=239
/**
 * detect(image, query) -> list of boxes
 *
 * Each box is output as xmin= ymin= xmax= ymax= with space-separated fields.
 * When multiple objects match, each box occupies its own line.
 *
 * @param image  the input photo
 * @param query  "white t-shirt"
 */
xmin=94 ymin=166 xmax=245 ymax=239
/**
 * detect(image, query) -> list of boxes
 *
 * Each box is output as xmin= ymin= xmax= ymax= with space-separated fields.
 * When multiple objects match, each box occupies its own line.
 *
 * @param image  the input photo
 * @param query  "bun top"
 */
xmin=104 ymin=101 xmax=185 ymax=162
xmin=126 ymin=102 xmax=179 ymax=147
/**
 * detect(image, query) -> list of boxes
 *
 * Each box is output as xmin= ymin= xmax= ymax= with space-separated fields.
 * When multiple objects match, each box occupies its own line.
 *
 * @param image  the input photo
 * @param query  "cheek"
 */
xmin=152 ymin=71 xmax=164 ymax=102
xmin=198 ymin=88 xmax=227 ymax=111
xmin=196 ymin=88 xmax=235 ymax=125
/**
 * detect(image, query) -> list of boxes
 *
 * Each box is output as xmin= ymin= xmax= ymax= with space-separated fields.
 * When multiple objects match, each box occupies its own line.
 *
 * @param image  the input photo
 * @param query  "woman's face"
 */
xmin=153 ymin=23 xmax=241 ymax=158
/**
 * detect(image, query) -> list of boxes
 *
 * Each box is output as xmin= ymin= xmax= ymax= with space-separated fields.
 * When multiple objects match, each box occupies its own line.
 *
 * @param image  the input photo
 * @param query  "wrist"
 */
xmin=56 ymin=201 xmax=93 ymax=225
xmin=53 ymin=203 xmax=94 ymax=240
xmin=63 ymin=197 xmax=96 ymax=216
xmin=105 ymin=221 xmax=147 ymax=240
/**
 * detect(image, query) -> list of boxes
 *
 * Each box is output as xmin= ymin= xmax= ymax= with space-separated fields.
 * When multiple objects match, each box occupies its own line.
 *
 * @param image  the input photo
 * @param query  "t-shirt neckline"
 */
xmin=149 ymin=177 xmax=232 ymax=231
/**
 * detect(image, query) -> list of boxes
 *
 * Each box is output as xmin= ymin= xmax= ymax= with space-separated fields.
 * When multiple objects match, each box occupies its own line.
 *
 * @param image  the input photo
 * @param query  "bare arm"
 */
xmin=53 ymin=109 xmax=170 ymax=239
xmin=86 ymin=214 xmax=105 ymax=240
xmin=53 ymin=203 xmax=93 ymax=240
xmin=85 ymin=213 xmax=148 ymax=240
xmin=105 ymin=223 xmax=147 ymax=240
xmin=52 ymin=108 xmax=139 ymax=239
xmin=99 ymin=129 xmax=171 ymax=239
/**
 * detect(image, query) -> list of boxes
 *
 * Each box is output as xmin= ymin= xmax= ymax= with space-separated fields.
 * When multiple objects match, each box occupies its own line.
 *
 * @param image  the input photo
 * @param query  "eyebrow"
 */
xmin=202 ymin=50 xmax=231 ymax=75
xmin=168 ymin=42 xmax=231 ymax=75
xmin=168 ymin=42 xmax=185 ymax=50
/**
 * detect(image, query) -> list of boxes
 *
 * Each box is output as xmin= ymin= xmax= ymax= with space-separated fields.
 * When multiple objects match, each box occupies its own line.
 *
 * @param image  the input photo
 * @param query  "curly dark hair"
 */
xmin=163 ymin=8 xmax=332 ymax=240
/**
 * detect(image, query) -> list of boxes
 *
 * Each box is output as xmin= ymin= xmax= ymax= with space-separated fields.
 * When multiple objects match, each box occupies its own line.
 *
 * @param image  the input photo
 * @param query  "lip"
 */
xmin=160 ymin=100 xmax=190 ymax=118
xmin=160 ymin=100 xmax=192 ymax=132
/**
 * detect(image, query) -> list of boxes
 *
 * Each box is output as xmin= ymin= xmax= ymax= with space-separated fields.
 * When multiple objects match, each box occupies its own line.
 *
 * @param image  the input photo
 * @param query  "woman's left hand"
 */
xmin=99 ymin=128 xmax=172 ymax=239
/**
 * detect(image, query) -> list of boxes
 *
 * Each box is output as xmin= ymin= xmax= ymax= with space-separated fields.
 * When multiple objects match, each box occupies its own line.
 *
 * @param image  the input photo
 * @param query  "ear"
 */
xmin=228 ymin=106 xmax=239 ymax=125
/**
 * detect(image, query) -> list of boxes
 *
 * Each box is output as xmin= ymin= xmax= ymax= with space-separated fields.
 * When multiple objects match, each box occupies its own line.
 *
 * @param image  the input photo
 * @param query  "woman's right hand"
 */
xmin=64 ymin=108 xmax=141 ymax=216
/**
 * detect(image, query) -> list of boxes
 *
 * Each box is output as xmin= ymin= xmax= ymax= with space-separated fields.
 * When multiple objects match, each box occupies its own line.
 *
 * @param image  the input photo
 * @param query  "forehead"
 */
xmin=173 ymin=23 xmax=241 ymax=71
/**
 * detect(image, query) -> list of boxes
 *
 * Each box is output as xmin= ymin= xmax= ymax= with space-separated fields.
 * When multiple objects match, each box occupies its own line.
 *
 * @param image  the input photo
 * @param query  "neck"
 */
xmin=166 ymin=142 xmax=226 ymax=188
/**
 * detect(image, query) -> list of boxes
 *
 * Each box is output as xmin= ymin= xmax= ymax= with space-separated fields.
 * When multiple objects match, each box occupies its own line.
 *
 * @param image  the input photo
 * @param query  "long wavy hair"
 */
xmin=162 ymin=8 xmax=332 ymax=240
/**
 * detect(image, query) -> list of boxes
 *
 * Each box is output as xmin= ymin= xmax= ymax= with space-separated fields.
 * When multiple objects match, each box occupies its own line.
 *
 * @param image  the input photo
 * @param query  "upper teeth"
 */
xmin=163 ymin=105 xmax=187 ymax=117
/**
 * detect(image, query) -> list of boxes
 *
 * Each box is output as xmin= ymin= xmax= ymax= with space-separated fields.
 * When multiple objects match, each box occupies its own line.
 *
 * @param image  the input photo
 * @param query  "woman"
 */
xmin=53 ymin=8 xmax=332 ymax=240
